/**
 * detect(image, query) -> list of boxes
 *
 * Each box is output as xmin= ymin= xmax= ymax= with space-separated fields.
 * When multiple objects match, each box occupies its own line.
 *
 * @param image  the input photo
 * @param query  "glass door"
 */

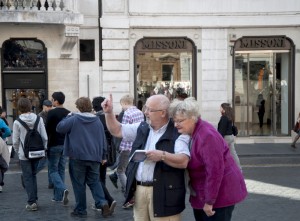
xmin=5 ymin=89 xmax=47 ymax=125
xmin=234 ymin=51 xmax=290 ymax=136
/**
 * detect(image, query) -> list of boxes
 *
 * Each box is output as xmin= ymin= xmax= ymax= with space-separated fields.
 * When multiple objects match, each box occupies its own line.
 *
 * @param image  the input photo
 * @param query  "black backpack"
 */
xmin=17 ymin=116 xmax=45 ymax=160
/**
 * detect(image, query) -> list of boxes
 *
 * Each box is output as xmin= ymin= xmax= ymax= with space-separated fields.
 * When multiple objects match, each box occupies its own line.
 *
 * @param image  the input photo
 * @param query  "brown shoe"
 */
xmin=101 ymin=204 xmax=111 ymax=217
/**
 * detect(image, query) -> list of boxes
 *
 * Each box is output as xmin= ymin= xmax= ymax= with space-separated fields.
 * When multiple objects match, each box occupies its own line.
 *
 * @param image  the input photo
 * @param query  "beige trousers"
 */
xmin=133 ymin=185 xmax=182 ymax=221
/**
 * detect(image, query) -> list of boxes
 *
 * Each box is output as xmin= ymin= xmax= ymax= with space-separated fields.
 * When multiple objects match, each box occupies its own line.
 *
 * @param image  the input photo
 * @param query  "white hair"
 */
xmin=169 ymin=97 xmax=200 ymax=120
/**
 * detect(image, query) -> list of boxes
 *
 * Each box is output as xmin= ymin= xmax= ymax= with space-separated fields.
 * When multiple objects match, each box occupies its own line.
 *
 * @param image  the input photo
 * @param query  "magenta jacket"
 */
xmin=188 ymin=119 xmax=247 ymax=209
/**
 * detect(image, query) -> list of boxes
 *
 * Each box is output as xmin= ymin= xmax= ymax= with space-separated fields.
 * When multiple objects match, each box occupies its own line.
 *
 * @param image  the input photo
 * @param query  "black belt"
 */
xmin=137 ymin=181 xmax=153 ymax=186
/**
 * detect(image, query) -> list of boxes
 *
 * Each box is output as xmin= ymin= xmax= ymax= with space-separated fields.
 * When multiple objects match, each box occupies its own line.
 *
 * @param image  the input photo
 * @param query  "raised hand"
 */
xmin=101 ymin=94 xmax=113 ymax=113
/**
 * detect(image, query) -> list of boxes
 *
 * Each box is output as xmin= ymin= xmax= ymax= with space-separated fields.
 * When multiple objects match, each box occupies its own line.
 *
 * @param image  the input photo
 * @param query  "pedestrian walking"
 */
xmin=217 ymin=103 xmax=241 ymax=170
xmin=57 ymin=97 xmax=111 ymax=218
xmin=291 ymin=112 xmax=300 ymax=148
xmin=38 ymin=99 xmax=53 ymax=188
xmin=46 ymin=92 xmax=70 ymax=205
xmin=0 ymin=137 xmax=10 ymax=193
xmin=12 ymin=98 xmax=48 ymax=211
xmin=116 ymin=95 xmax=145 ymax=194
xmin=38 ymin=99 xmax=53 ymax=126
xmin=92 ymin=96 xmax=117 ymax=214
xmin=108 ymin=109 xmax=125 ymax=189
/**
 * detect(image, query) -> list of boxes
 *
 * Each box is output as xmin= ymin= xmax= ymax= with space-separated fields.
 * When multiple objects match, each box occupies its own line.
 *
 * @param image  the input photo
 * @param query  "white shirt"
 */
xmin=122 ymin=121 xmax=190 ymax=182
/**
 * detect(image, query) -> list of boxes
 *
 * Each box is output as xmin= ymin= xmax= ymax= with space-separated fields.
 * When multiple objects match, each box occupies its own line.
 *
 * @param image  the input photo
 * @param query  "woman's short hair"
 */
xmin=17 ymin=98 xmax=32 ymax=114
xmin=75 ymin=97 xmax=93 ymax=113
xmin=169 ymin=97 xmax=200 ymax=120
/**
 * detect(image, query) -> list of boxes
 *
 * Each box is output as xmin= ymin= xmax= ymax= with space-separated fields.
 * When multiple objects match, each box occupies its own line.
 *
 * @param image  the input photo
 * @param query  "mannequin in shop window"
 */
xmin=256 ymin=94 xmax=265 ymax=128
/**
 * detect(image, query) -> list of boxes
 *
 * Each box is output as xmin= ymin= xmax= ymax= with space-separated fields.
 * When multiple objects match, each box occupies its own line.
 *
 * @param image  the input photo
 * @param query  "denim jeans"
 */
xmin=116 ymin=150 xmax=130 ymax=191
xmin=36 ymin=157 xmax=53 ymax=186
xmin=48 ymin=145 xmax=67 ymax=201
xmin=193 ymin=205 xmax=235 ymax=221
xmin=69 ymin=159 xmax=107 ymax=215
xmin=36 ymin=157 xmax=47 ymax=173
xmin=20 ymin=159 xmax=39 ymax=204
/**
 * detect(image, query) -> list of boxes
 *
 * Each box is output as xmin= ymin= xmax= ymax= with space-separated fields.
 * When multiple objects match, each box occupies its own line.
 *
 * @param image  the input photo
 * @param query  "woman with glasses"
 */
xmin=169 ymin=97 xmax=247 ymax=221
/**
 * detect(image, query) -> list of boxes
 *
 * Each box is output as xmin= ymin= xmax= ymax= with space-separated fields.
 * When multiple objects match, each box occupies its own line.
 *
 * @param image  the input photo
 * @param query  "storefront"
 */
xmin=233 ymin=36 xmax=295 ymax=137
xmin=134 ymin=37 xmax=197 ymax=108
xmin=1 ymin=38 xmax=48 ymax=126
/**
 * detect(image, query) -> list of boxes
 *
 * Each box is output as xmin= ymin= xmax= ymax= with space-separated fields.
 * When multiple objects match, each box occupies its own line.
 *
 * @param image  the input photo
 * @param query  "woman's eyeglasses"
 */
xmin=174 ymin=119 xmax=187 ymax=125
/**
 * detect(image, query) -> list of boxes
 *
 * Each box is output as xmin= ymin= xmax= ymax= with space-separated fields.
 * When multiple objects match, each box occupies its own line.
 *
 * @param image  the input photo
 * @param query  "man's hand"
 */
xmin=101 ymin=94 xmax=114 ymax=114
xmin=203 ymin=203 xmax=215 ymax=217
xmin=146 ymin=150 xmax=163 ymax=162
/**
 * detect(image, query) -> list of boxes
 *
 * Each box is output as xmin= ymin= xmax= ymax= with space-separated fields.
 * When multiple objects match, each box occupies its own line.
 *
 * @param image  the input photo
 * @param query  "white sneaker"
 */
xmin=91 ymin=204 xmax=102 ymax=211
xmin=26 ymin=203 xmax=38 ymax=211
xmin=62 ymin=189 xmax=69 ymax=206
xmin=109 ymin=201 xmax=117 ymax=214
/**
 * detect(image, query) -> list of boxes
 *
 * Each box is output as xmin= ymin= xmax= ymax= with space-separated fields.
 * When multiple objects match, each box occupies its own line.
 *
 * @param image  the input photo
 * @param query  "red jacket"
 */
xmin=188 ymin=119 xmax=247 ymax=209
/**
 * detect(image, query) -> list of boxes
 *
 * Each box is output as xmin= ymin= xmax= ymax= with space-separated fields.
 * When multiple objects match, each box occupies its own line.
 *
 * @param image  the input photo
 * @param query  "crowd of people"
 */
xmin=0 ymin=91 xmax=250 ymax=221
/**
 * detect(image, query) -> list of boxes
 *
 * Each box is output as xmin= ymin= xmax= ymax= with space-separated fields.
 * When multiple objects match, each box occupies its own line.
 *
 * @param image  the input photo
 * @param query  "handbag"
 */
xmin=293 ymin=121 xmax=299 ymax=133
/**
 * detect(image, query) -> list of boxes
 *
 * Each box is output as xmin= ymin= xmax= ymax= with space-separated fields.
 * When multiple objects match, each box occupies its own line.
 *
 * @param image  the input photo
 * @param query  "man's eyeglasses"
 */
xmin=144 ymin=106 xmax=165 ymax=113
xmin=174 ymin=119 xmax=187 ymax=125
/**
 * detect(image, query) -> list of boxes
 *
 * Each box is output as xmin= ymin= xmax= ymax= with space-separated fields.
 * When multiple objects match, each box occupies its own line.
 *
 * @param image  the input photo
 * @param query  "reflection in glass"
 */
xmin=3 ymin=39 xmax=45 ymax=69
xmin=136 ymin=52 xmax=192 ymax=107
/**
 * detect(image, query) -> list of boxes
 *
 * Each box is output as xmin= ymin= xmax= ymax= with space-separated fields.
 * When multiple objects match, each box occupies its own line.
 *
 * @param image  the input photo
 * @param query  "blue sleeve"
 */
xmin=0 ymin=119 xmax=11 ymax=139
xmin=56 ymin=115 xmax=74 ymax=134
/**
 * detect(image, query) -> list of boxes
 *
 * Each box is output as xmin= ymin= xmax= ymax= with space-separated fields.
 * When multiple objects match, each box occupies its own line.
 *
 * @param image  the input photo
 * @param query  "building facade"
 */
xmin=100 ymin=0 xmax=300 ymax=143
xmin=1 ymin=0 xmax=300 ymax=143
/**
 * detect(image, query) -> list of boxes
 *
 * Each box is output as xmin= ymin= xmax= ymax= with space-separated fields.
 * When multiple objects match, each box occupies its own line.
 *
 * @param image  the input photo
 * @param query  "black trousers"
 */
xmin=258 ymin=112 xmax=264 ymax=127
xmin=193 ymin=205 xmax=235 ymax=221
xmin=99 ymin=163 xmax=114 ymax=205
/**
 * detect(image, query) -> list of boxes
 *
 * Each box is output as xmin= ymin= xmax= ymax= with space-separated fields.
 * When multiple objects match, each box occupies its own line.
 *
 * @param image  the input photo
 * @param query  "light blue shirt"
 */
xmin=122 ymin=121 xmax=190 ymax=182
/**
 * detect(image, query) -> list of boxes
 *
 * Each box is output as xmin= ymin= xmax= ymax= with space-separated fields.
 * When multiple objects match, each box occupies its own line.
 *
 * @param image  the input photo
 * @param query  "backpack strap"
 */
xmin=17 ymin=118 xmax=30 ymax=131
xmin=33 ymin=116 xmax=40 ymax=130
xmin=16 ymin=118 xmax=29 ymax=154
xmin=17 ymin=116 xmax=40 ymax=131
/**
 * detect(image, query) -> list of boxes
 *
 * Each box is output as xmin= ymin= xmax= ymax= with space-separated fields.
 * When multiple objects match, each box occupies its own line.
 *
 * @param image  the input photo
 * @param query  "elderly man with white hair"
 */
xmin=102 ymin=94 xmax=190 ymax=221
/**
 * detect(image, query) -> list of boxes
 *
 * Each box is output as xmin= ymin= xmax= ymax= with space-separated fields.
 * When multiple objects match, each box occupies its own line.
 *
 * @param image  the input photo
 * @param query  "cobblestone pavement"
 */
xmin=1 ymin=144 xmax=300 ymax=221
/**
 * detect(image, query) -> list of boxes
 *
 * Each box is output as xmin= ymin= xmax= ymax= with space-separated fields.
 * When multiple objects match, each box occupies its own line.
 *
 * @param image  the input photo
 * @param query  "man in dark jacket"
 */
xmin=92 ymin=96 xmax=117 ymax=214
xmin=102 ymin=94 xmax=190 ymax=221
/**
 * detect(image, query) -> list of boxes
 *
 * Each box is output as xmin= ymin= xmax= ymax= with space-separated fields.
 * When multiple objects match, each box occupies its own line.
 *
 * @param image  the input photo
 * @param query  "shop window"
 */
xmin=134 ymin=37 xmax=196 ymax=107
xmin=233 ymin=36 xmax=294 ymax=137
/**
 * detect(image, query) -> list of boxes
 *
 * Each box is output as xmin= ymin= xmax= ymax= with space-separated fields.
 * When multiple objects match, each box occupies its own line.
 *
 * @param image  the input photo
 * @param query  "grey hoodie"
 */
xmin=12 ymin=113 xmax=48 ymax=161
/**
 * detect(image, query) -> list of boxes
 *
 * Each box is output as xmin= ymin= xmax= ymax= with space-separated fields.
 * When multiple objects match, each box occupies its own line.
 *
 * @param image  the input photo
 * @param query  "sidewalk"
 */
xmin=8 ymin=143 xmax=300 ymax=167
xmin=236 ymin=143 xmax=300 ymax=157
